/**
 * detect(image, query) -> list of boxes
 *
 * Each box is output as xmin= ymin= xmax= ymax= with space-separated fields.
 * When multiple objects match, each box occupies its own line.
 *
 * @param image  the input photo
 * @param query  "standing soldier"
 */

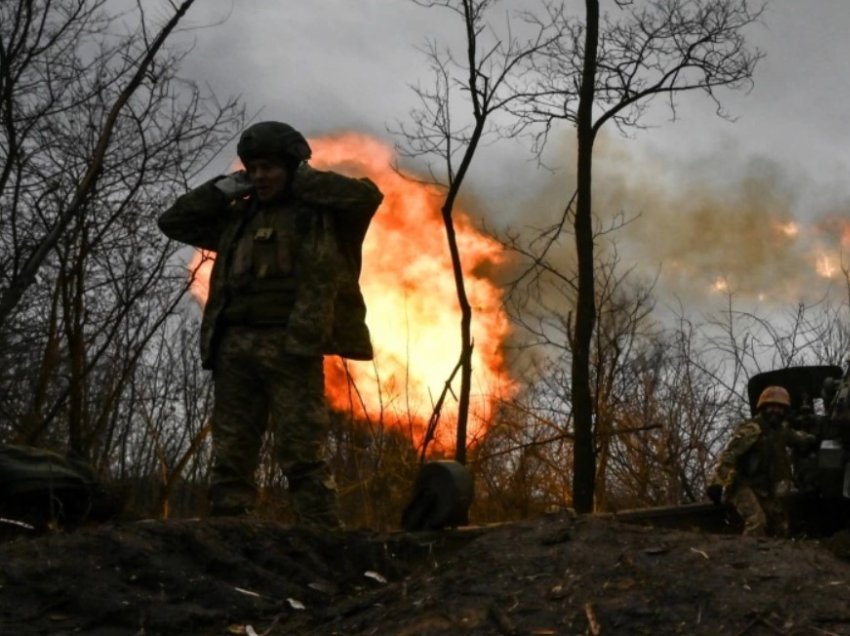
xmin=158 ymin=121 xmax=383 ymax=529
xmin=707 ymin=385 xmax=815 ymax=537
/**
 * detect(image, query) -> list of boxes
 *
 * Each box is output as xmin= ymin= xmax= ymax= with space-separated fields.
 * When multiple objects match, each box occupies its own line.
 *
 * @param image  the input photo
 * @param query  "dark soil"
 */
xmin=2 ymin=513 xmax=850 ymax=635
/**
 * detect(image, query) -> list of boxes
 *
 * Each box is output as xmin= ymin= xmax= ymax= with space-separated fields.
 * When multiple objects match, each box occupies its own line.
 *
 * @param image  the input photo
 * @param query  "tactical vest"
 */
xmin=222 ymin=202 xmax=299 ymax=326
xmin=737 ymin=419 xmax=794 ymax=495
xmin=158 ymin=166 xmax=382 ymax=367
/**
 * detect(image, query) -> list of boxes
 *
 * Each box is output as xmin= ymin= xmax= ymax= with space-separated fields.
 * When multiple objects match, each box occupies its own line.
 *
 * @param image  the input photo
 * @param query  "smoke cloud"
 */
xmin=499 ymin=131 xmax=850 ymax=309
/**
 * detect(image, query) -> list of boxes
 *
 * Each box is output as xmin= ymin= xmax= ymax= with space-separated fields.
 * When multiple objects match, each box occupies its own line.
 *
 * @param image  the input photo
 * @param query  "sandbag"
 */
xmin=0 ymin=444 xmax=115 ymax=533
xmin=402 ymin=460 xmax=474 ymax=531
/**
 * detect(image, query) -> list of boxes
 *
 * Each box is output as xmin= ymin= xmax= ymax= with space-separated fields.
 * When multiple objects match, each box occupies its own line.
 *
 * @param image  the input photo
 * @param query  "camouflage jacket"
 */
xmin=711 ymin=414 xmax=810 ymax=496
xmin=158 ymin=165 xmax=383 ymax=369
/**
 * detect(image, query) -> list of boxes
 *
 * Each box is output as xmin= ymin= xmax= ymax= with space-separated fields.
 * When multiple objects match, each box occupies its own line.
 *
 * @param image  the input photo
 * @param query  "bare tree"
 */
xmin=502 ymin=235 xmax=664 ymax=509
xmin=0 ymin=0 xmax=243 ymax=503
xmin=599 ymin=312 xmax=740 ymax=508
xmin=395 ymin=0 xmax=557 ymax=463
xmin=471 ymin=385 xmax=575 ymax=521
xmin=0 ymin=0 xmax=210 ymax=328
xmin=127 ymin=321 xmax=214 ymax=518
xmin=512 ymin=0 xmax=764 ymax=511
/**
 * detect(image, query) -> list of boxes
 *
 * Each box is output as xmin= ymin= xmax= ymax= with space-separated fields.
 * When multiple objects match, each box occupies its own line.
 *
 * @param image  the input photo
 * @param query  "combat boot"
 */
xmin=289 ymin=475 xmax=343 ymax=531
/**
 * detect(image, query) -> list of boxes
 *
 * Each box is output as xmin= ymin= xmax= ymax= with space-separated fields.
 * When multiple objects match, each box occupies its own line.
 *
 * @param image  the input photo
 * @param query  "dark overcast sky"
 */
xmin=167 ymin=0 xmax=850 ymax=304
xmin=171 ymin=1 xmax=849 ymax=200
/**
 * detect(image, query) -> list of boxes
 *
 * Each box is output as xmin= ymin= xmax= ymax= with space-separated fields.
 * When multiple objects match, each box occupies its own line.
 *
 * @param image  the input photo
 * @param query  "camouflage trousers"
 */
xmin=728 ymin=484 xmax=788 ymax=537
xmin=209 ymin=326 xmax=341 ymax=529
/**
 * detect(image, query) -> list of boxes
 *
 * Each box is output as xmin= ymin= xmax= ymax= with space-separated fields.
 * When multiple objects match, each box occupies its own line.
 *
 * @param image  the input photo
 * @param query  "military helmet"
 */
xmin=757 ymin=385 xmax=791 ymax=409
xmin=237 ymin=121 xmax=312 ymax=165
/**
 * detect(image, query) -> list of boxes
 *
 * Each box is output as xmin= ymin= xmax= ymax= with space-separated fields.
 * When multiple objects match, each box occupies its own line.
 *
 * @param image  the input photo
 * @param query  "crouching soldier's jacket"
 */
xmin=711 ymin=414 xmax=811 ymax=497
xmin=158 ymin=165 xmax=383 ymax=369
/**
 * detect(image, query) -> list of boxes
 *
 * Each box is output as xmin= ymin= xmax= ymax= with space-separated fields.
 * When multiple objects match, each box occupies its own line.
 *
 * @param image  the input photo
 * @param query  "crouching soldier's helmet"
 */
xmin=237 ymin=121 xmax=312 ymax=167
xmin=757 ymin=385 xmax=791 ymax=410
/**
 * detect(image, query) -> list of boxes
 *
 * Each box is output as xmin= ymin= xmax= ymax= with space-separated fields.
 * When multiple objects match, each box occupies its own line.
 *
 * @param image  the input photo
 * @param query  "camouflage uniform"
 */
xmin=158 ymin=134 xmax=383 ymax=528
xmin=710 ymin=414 xmax=810 ymax=537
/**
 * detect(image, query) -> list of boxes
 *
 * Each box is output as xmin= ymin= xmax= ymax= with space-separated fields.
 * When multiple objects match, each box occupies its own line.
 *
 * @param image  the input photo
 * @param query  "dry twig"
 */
xmin=585 ymin=602 xmax=602 ymax=635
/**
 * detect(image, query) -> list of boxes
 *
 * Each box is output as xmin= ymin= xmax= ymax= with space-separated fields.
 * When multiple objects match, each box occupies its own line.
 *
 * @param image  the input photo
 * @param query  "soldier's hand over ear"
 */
xmin=214 ymin=171 xmax=253 ymax=200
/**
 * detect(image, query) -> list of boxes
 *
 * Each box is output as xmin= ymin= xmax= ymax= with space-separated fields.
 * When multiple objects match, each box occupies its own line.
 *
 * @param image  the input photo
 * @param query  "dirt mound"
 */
xmin=2 ymin=514 xmax=850 ymax=635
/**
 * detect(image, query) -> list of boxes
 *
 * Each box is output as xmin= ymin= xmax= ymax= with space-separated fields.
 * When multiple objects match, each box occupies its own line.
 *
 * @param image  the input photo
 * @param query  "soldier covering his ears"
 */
xmin=159 ymin=121 xmax=383 ymax=528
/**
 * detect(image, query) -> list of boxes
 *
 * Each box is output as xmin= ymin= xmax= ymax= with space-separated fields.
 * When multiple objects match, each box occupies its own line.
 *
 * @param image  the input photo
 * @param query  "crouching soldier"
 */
xmin=707 ymin=385 xmax=816 ymax=537
xmin=158 ymin=121 xmax=383 ymax=529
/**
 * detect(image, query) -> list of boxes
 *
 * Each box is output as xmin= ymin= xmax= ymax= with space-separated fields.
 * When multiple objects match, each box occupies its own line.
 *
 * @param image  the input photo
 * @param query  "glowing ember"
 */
xmin=815 ymin=252 xmax=839 ymax=279
xmin=187 ymin=133 xmax=515 ymax=452
xmin=710 ymin=277 xmax=729 ymax=293
xmin=777 ymin=221 xmax=799 ymax=238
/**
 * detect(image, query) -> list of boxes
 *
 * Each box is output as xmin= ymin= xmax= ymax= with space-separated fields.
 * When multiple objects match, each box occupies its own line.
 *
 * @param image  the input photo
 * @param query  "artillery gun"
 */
xmin=750 ymin=364 xmax=850 ymax=535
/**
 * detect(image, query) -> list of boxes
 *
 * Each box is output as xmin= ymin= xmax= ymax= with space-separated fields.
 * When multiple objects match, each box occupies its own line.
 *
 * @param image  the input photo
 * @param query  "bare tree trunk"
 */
xmin=63 ymin=219 xmax=88 ymax=458
xmin=442 ymin=189 xmax=476 ymax=464
xmin=571 ymin=0 xmax=599 ymax=514
xmin=446 ymin=0 xmax=481 ymax=460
